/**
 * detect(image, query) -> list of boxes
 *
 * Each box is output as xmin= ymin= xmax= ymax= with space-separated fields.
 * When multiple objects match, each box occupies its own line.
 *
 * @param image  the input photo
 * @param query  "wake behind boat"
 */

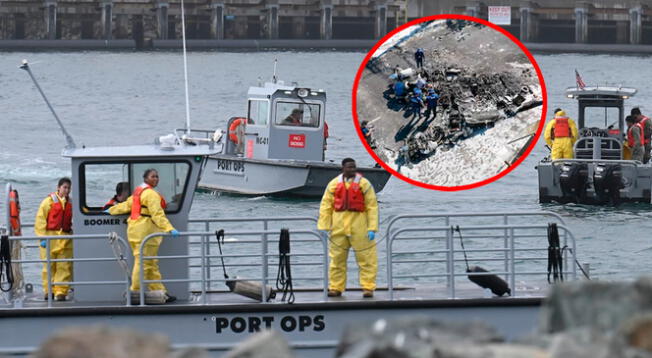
xmin=193 ymin=73 xmax=390 ymax=197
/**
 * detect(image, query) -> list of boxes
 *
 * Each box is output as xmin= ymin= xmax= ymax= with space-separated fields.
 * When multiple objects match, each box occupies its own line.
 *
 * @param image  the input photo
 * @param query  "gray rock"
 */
xmin=335 ymin=317 xmax=503 ymax=358
xmin=33 ymin=325 xmax=171 ymax=358
xmin=222 ymin=330 xmax=293 ymax=358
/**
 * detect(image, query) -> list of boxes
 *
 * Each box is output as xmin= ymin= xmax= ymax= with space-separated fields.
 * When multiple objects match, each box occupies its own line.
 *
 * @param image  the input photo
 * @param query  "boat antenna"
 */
xmin=181 ymin=0 xmax=191 ymax=135
xmin=272 ymin=59 xmax=278 ymax=84
xmin=19 ymin=60 xmax=76 ymax=149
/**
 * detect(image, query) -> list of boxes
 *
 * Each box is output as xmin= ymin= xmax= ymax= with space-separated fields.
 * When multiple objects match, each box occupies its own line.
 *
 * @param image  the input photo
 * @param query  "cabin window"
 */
xmin=584 ymin=107 xmax=620 ymax=129
xmin=248 ymin=100 xmax=269 ymax=125
xmin=81 ymin=161 xmax=190 ymax=214
xmin=275 ymin=101 xmax=321 ymax=128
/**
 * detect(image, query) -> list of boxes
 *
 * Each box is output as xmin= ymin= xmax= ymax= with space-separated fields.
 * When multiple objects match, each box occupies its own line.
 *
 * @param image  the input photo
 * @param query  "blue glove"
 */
xmin=170 ymin=229 xmax=180 ymax=237
xmin=40 ymin=240 xmax=46 ymax=248
xmin=368 ymin=231 xmax=375 ymax=241
xmin=103 ymin=209 xmax=111 ymax=214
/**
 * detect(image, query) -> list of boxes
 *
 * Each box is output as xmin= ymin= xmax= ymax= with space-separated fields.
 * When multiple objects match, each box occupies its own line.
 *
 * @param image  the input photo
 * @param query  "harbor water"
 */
xmin=0 ymin=51 xmax=651 ymax=292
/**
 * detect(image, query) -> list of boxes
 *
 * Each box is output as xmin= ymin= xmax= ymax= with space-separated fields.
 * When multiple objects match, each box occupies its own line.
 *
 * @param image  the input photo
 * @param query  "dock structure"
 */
xmin=0 ymin=0 xmax=407 ymax=42
xmin=415 ymin=0 xmax=652 ymax=45
xmin=2 ymin=1 xmax=652 ymax=47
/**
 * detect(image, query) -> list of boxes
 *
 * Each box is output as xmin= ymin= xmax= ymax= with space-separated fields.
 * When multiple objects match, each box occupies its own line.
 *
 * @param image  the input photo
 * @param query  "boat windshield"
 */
xmin=82 ymin=161 xmax=190 ymax=214
xmin=584 ymin=107 xmax=620 ymax=129
xmin=248 ymin=100 xmax=269 ymax=126
xmin=275 ymin=101 xmax=321 ymax=128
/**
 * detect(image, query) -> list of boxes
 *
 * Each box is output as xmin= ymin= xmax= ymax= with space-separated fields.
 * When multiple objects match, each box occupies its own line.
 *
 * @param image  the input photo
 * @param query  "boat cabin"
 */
xmin=224 ymin=81 xmax=327 ymax=162
xmin=62 ymin=140 xmax=218 ymax=302
xmin=565 ymin=86 xmax=637 ymax=160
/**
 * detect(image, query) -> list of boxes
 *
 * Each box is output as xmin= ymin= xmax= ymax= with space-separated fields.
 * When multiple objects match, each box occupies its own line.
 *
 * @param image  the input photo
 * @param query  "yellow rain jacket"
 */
xmin=109 ymin=187 xmax=175 ymax=292
xmin=544 ymin=114 xmax=579 ymax=160
xmin=318 ymin=175 xmax=379 ymax=292
xmin=35 ymin=193 xmax=73 ymax=296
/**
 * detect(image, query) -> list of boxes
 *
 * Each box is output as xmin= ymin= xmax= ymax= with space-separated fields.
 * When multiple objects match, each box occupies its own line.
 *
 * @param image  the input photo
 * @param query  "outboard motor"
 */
xmin=559 ymin=162 xmax=588 ymax=203
xmin=593 ymin=164 xmax=623 ymax=205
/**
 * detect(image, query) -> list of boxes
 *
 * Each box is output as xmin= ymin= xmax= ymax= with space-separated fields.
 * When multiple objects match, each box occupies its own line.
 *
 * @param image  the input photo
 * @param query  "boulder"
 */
xmin=222 ymin=330 xmax=293 ymax=358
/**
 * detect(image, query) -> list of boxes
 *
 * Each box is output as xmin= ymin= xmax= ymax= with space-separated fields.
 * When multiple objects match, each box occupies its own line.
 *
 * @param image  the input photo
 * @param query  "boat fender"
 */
xmin=9 ymin=189 xmax=21 ymax=236
xmin=466 ymin=266 xmax=511 ymax=297
xmin=215 ymin=230 xmax=275 ymax=302
xmin=453 ymin=225 xmax=511 ymax=297
xmin=0 ymin=234 xmax=14 ymax=292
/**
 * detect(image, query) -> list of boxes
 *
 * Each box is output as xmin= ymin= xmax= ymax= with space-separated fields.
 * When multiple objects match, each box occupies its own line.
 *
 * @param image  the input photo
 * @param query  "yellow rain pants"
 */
xmin=544 ymin=117 xmax=579 ymax=160
xmin=110 ymin=188 xmax=174 ymax=292
xmin=318 ymin=176 xmax=379 ymax=292
xmin=35 ymin=194 xmax=73 ymax=296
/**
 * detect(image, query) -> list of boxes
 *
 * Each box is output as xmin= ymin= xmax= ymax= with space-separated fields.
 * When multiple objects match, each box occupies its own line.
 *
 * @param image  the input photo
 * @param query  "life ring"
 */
xmin=228 ymin=118 xmax=246 ymax=144
xmin=9 ymin=189 xmax=21 ymax=236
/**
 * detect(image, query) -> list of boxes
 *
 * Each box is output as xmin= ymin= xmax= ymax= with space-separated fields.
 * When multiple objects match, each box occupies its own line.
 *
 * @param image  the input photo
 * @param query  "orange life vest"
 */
xmin=130 ymin=183 xmax=167 ymax=220
xmin=333 ymin=173 xmax=365 ymax=212
xmin=9 ymin=189 xmax=21 ymax=236
xmin=102 ymin=197 xmax=118 ymax=211
xmin=553 ymin=117 xmax=571 ymax=138
xmin=228 ymin=118 xmax=245 ymax=144
xmin=628 ymin=122 xmax=645 ymax=148
xmin=46 ymin=193 xmax=72 ymax=232
xmin=640 ymin=115 xmax=650 ymax=145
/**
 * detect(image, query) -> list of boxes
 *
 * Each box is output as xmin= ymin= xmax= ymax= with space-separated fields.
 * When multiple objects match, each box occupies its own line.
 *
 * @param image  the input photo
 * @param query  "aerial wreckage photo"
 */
xmin=355 ymin=18 xmax=544 ymax=188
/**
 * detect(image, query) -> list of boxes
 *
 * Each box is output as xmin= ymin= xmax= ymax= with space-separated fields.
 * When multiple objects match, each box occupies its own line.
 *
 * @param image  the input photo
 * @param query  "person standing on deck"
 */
xmin=544 ymin=110 xmax=578 ymax=160
xmin=318 ymin=158 xmax=379 ymax=298
xmin=35 ymin=177 xmax=73 ymax=301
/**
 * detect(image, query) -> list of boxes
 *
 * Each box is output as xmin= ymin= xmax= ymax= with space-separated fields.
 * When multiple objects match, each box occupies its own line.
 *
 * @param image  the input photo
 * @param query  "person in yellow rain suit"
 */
xmin=35 ymin=177 xmax=73 ymax=301
xmin=107 ymin=168 xmax=179 ymax=303
xmin=544 ymin=109 xmax=579 ymax=160
xmin=318 ymin=158 xmax=379 ymax=298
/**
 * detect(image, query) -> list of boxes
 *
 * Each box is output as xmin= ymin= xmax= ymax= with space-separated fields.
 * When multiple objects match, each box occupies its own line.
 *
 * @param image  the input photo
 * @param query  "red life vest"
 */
xmin=640 ymin=115 xmax=650 ymax=145
xmin=333 ymin=174 xmax=365 ymax=212
xmin=628 ymin=122 xmax=645 ymax=147
xmin=9 ymin=189 xmax=21 ymax=236
xmin=130 ymin=183 xmax=167 ymax=220
xmin=102 ymin=197 xmax=117 ymax=211
xmin=228 ymin=118 xmax=245 ymax=144
xmin=46 ymin=193 xmax=72 ymax=232
xmin=553 ymin=117 xmax=571 ymax=138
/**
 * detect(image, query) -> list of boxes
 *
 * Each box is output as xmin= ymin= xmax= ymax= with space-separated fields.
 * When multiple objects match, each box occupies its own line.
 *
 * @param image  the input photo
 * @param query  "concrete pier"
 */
xmin=210 ymin=2 xmax=224 ymax=40
xmin=630 ymin=5 xmax=642 ymax=45
xmin=320 ymin=0 xmax=332 ymax=40
xmin=375 ymin=1 xmax=388 ymax=39
xmin=101 ymin=0 xmax=113 ymax=41
xmin=156 ymin=2 xmax=169 ymax=40
xmin=519 ymin=2 xmax=538 ymax=43
xmin=574 ymin=3 xmax=589 ymax=43
xmin=265 ymin=0 xmax=279 ymax=40
xmin=44 ymin=0 xmax=57 ymax=40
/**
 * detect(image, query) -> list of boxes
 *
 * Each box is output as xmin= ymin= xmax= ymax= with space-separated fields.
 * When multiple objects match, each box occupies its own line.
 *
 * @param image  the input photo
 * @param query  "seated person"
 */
xmin=282 ymin=109 xmax=303 ymax=126
xmin=102 ymin=182 xmax=130 ymax=210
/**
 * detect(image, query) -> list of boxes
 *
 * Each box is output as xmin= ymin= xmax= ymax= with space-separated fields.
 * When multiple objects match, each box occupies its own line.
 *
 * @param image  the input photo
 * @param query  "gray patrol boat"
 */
xmin=0 ymin=62 xmax=585 ymax=358
xmin=537 ymin=86 xmax=651 ymax=204
xmin=194 ymin=78 xmax=391 ymax=197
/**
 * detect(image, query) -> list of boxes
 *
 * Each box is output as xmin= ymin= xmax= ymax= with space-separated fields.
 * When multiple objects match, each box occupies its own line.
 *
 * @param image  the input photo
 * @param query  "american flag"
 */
xmin=575 ymin=69 xmax=586 ymax=90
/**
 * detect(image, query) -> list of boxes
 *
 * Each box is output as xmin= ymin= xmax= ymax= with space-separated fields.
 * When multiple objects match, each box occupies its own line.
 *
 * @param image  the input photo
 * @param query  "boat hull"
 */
xmin=0 ymin=296 xmax=541 ymax=357
xmin=199 ymin=155 xmax=391 ymax=197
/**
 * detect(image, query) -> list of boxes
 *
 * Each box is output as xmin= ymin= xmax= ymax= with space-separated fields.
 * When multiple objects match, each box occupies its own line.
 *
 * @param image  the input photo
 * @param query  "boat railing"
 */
xmin=386 ymin=221 xmax=578 ymax=299
xmin=187 ymin=217 xmax=319 ymax=292
xmin=3 ymin=232 xmax=131 ymax=308
xmin=139 ymin=226 xmax=328 ymax=306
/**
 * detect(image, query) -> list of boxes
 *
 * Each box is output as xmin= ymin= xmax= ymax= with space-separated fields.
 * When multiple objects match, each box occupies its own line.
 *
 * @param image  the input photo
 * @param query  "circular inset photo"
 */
xmin=353 ymin=15 xmax=546 ymax=191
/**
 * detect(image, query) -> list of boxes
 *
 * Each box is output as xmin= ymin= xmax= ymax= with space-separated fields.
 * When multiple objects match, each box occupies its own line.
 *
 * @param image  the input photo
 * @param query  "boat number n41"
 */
xmin=212 ymin=315 xmax=325 ymax=333
xmin=256 ymin=137 xmax=269 ymax=145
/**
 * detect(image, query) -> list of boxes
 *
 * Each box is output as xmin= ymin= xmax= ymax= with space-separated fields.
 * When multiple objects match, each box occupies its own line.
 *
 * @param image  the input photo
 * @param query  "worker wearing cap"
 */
xmin=544 ymin=110 xmax=578 ymax=160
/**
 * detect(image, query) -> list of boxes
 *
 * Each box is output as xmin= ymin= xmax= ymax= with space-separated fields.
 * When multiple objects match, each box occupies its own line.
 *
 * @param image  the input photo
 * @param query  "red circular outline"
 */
xmin=352 ymin=14 xmax=548 ymax=191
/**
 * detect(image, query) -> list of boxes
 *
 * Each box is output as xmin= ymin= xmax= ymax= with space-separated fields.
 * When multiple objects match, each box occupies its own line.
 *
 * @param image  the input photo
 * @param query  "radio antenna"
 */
xmin=19 ymin=60 xmax=76 ymax=149
xmin=181 ymin=0 xmax=191 ymax=135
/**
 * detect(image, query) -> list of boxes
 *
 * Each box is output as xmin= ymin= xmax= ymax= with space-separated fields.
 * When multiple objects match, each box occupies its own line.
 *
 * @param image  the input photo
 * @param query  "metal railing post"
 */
xmin=261 ymin=221 xmax=268 ymax=303
xmin=386 ymin=229 xmax=393 ymax=299
xmin=205 ymin=221 xmax=211 ymax=291
xmin=45 ymin=239 xmax=52 ymax=308
xmin=444 ymin=217 xmax=450 ymax=288
xmin=139 ymin=239 xmax=146 ymax=307
xmin=322 ymin=231 xmax=328 ymax=300
xmin=447 ymin=227 xmax=455 ymax=298
xmin=200 ymin=232 xmax=207 ymax=304
xmin=503 ymin=214 xmax=509 ymax=282
xmin=509 ymin=227 xmax=516 ymax=296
